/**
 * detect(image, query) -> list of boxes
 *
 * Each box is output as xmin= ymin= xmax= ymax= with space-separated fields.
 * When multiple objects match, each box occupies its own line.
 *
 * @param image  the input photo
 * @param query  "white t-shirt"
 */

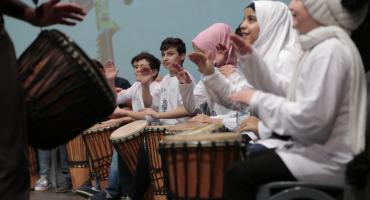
xmin=153 ymin=73 xmax=195 ymax=125
xmin=116 ymin=81 xmax=160 ymax=112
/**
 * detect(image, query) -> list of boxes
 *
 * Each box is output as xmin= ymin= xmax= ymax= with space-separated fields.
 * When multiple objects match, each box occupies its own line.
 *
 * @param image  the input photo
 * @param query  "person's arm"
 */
xmin=1 ymin=0 xmax=85 ymax=26
xmin=240 ymin=44 xmax=349 ymax=141
xmin=111 ymin=107 xmax=146 ymax=120
xmin=144 ymin=106 xmax=189 ymax=119
xmin=179 ymin=81 xmax=210 ymax=116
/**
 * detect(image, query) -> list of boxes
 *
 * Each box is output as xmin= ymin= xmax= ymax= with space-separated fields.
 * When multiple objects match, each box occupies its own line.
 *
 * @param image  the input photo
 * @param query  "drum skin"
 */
xmin=18 ymin=29 xmax=116 ymax=149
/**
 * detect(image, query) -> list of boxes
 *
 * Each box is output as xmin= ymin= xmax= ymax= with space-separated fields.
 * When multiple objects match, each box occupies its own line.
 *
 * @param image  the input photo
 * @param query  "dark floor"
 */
xmin=30 ymin=189 xmax=86 ymax=200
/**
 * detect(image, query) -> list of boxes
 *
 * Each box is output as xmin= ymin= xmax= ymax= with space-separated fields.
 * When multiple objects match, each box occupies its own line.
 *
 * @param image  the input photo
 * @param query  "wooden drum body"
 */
xmin=82 ymin=121 xmax=121 ymax=188
xmin=110 ymin=120 xmax=148 ymax=176
xmin=66 ymin=134 xmax=90 ymax=189
xmin=145 ymin=122 xmax=223 ymax=198
xmin=160 ymin=133 xmax=245 ymax=200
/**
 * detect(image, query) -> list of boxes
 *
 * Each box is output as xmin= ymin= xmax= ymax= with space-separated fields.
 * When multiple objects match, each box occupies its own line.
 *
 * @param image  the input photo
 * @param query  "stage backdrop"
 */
xmin=5 ymin=0 xmax=290 ymax=83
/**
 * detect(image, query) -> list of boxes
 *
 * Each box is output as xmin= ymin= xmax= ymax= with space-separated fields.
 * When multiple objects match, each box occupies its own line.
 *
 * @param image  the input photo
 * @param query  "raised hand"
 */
xmin=169 ymin=63 xmax=191 ymax=84
xmin=188 ymin=51 xmax=215 ymax=76
xmin=215 ymin=43 xmax=229 ymax=67
xmin=33 ymin=0 xmax=86 ymax=26
xmin=230 ymin=88 xmax=255 ymax=105
xmin=103 ymin=60 xmax=118 ymax=82
xmin=229 ymin=33 xmax=253 ymax=55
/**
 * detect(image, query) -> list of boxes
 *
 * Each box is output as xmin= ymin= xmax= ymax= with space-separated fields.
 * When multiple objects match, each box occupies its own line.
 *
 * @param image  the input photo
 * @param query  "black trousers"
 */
xmin=0 ymin=15 xmax=29 ymax=200
xmin=224 ymin=149 xmax=296 ymax=200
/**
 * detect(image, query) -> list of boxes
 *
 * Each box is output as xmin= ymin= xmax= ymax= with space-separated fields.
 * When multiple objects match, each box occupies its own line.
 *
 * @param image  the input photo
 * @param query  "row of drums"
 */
xmin=28 ymin=120 xmax=247 ymax=200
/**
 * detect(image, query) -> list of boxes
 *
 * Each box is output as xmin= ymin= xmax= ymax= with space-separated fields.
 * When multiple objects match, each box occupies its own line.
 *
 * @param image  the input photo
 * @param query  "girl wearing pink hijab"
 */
xmin=172 ymin=22 xmax=253 ymax=132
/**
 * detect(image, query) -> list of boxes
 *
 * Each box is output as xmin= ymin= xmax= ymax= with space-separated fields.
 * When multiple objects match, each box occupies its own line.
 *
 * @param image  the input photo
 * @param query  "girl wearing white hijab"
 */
xmin=190 ymin=1 xmax=301 ymax=147
xmin=223 ymin=0 xmax=368 ymax=199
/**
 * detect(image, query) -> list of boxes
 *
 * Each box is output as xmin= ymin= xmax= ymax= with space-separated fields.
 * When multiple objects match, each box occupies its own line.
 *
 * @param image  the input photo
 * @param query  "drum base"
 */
xmin=70 ymin=167 xmax=90 ymax=190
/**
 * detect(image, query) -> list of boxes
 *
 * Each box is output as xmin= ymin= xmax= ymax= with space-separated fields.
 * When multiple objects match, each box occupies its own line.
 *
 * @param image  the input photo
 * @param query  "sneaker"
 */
xmin=88 ymin=190 xmax=118 ymax=200
xmin=75 ymin=182 xmax=101 ymax=198
xmin=55 ymin=179 xmax=72 ymax=193
xmin=34 ymin=177 xmax=50 ymax=191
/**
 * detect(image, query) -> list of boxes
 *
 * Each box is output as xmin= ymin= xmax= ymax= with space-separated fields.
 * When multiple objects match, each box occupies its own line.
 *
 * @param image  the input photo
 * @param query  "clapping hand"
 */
xmin=229 ymin=33 xmax=253 ymax=56
xmin=188 ymin=51 xmax=215 ymax=76
xmin=169 ymin=63 xmax=192 ymax=84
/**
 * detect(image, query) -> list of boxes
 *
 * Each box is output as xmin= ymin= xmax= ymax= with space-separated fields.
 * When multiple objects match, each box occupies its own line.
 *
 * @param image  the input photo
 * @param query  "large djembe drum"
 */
xmin=144 ymin=122 xmax=223 ymax=199
xmin=18 ymin=29 xmax=116 ymax=149
xmin=82 ymin=121 xmax=122 ymax=189
xmin=160 ymin=132 xmax=245 ymax=200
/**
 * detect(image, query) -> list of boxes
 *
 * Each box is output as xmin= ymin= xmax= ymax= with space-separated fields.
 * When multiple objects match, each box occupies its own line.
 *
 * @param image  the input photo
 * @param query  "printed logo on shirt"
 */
xmin=161 ymin=99 xmax=168 ymax=112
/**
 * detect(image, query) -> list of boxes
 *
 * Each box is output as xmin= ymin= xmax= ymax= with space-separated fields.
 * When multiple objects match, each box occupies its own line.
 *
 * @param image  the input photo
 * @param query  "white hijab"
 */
xmin=288 ymin=26 xmax=367 ymax=155
xmin=289 ymin=0 xmax=368 ymax=155
xmin=252 ymin=0 xmax=301 ymax=78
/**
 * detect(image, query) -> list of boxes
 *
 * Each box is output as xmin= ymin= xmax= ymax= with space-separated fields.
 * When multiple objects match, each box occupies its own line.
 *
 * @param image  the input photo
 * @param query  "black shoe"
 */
xmin=88 ymin=190 xmax=118 ymax=200
xmin=75 ymin=184 xmax=101 ymax=198
xmin=55 ymin=179 xmax=72 ymax=193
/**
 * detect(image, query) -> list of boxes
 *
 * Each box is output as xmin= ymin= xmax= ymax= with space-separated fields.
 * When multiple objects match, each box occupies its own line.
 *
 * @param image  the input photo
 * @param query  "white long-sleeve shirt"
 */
xmin=180 ymin=68 xmax=252 ymax=131
xmin=243 ymin=29 xmax=366 ymax=184
xmin=116 ymin=81 xmax=160 ymax=112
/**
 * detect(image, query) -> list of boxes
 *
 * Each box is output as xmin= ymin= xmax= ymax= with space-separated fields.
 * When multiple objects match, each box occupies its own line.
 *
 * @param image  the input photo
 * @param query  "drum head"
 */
xmin=83 ymin=121 xmax=122 ymax=135
xmin=162 ymin=132 xmax=242 ymax=147
xmin=175 ymin=122 xmax=223 ymax=136
xmin=165 ymin=121 xmax=220 ymax=133
xmin=110 ymin=120 xmax=147 ymax=141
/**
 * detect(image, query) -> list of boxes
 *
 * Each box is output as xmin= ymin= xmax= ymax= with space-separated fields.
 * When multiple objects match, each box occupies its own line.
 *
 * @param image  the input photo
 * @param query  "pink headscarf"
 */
xmin=192 ymin=23 xmax=237 ymax=66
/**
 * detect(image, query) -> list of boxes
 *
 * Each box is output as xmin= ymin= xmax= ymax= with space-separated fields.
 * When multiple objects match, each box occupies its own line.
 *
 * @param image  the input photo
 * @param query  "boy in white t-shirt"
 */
xmin=144 ymin=37 xmax=195 ymax=125
xmin=110 ymin=52 xmax=161 ymax=120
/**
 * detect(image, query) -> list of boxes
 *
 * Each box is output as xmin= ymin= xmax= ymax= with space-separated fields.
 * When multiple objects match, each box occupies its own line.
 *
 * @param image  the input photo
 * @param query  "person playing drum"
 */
xmin=0 ymin=0 xmax=85 ymax=199
xmin=88 ymin=52 xmax=161 ymax=200
xmin=143 ymin=37 xmax=196 ymax=125
xmin=124 ymin=37 xmax=195 ymax=200
xmin=172 ymin=23 xmax=253 ymax=134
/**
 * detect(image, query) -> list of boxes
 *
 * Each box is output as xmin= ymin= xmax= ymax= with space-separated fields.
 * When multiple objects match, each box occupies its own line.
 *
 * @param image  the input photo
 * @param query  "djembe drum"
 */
xmin=110 ymin=120 xmax=148 ymax=176
xmin=18 ymin=29 xmax=116 ymax=149
xmin=144 ymin=122 xmax=223 ymax=199
xmin=160 ymin=132 xmax=245 ymax=200
xmin=82 ymin=121 xmax=122 ymax=189
xmin=66 ymin=134 xmax=90 ymax=189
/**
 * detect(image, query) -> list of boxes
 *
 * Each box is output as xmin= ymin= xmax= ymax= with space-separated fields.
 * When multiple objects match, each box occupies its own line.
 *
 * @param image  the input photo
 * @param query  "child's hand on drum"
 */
xmin=143 ymin=108 xmax=160 ymax=119
xmin=110 ymin=107 xmax=127 ymax=118
xmin=189 ymin=114 xmax=212 ymax=124
xmin=238 ymin=116 xmax=260 ymax=136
